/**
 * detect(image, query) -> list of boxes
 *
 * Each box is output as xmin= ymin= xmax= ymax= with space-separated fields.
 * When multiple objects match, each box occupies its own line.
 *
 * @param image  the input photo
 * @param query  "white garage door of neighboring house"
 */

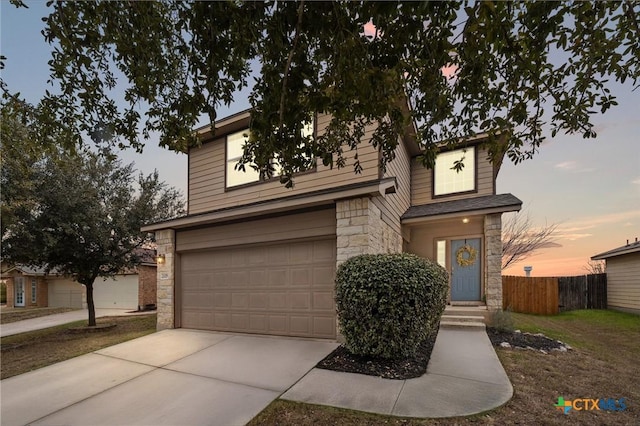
xmin=177 ymin=209 xmax=338 ymax=339
xmin=93 ymin=274 xmax=139 ymax=310
xmin=48 ymin=278 xmax=84 ymax=309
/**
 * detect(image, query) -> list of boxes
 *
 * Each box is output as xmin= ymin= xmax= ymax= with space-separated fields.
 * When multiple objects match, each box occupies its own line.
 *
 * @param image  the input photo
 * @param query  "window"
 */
xmin=436 ymin=240 xmax=447 ymax=268
xmin=225 ymin=120 xmax=315 ymax=189
xmin=434 ymin=147 xmax=476 ymax=196
xmin=226 ymin=130 xmax=260 ymax=188
xmin=31 ymin=278 xmax=37 ymax=303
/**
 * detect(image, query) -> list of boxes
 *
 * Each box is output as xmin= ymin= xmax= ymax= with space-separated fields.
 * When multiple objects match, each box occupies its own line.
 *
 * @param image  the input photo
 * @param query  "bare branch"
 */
xmin=501 ymin=211 xmax=559 ymax=269
xmin=583 ymin=260 xmax=605 ymax=275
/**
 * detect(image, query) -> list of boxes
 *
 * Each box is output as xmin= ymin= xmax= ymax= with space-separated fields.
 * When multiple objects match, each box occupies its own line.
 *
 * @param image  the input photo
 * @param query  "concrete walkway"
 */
xmin=282 ymin=327 xmax=513 ymax=418
xmin=1 ymin=327 xmax=512 ymax=425
xmin=0 ymin=308 xmax=154 ymax=337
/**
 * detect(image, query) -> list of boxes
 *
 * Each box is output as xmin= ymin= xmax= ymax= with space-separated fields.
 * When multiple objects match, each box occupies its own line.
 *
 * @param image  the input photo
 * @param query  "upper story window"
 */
xmin=433 ymin=147 xmax=476 ymax=196
xmin=225 ymin=120 xmax=315 ymax=189
xmin=226 ymin=130 xmax=260 ymax=188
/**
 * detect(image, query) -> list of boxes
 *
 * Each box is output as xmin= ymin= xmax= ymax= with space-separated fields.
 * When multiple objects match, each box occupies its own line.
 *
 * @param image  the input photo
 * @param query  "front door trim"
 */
xmin=15 ymin=276 xmax=26 ymax=307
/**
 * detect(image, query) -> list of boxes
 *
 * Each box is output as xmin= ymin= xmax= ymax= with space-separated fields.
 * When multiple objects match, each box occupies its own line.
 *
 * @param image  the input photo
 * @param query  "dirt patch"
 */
xmin=66 ymin=323 xmax=118 ymax=333
xmin=316 ymin=331 xmax=437 ymax=380
xmin=0 ymin=307 xmax=76 ymax=324
xmin=1 ymin=314 xmax=156 ymax=380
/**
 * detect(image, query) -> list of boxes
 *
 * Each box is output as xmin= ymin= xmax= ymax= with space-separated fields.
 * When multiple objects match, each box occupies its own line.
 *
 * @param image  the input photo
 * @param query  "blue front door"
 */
xmin=450 ymin=238 xmax=481 ymax=301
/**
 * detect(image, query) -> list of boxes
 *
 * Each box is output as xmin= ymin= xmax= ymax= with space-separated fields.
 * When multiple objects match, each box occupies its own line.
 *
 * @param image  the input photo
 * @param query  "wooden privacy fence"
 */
xmin=502 ymin=276 xmax=559 ymax=315
xmin=558 ymin=274 xmax=607 ymax=312
xmin=502 ymin=274 xmax=607 ymax=315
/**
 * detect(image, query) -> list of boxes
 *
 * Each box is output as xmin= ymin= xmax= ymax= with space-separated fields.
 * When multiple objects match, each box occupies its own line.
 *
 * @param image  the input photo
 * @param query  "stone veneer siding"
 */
xmin=336 ymin=197 xmax=403 ymax=266
xmin=484 ymin=213 xmax=503 ymax=310
xmin=155 ymin=229 xmax=176 ymax=330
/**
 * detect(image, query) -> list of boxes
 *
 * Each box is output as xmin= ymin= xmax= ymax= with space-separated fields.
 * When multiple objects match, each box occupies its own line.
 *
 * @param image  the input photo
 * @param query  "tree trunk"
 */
xmin=86 ymin=280 xmax=96 ymax=327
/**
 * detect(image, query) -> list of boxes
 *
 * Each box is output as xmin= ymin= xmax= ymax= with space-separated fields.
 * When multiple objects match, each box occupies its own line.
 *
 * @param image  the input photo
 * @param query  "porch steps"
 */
xmin=440 ymin=305 xmax=489 ymax=330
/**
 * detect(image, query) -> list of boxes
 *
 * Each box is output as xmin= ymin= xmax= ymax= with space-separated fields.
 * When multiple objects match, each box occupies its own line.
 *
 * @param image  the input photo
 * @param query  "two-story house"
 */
xmin=142 ymin=110 xmax=522 ymax=339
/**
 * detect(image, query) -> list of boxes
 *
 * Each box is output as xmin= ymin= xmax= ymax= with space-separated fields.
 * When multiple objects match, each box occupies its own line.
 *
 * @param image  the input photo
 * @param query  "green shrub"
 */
xmin=488 ymin=307 xmax=515 ymax=332
xmin=335 ymin=253 xmax=448 ymax=359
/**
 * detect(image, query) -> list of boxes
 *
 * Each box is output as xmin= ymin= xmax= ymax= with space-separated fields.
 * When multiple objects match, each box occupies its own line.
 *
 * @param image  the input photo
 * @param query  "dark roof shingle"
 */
xmin=592 ymin=240 xmax=640 ymax=260
xmin=402 ymin=193 xmax=522 ymax=220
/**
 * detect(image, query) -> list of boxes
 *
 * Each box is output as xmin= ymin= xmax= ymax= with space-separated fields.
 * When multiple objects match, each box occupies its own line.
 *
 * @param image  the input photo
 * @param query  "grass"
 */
xmin=0 ymin=307 xmax=77 ymax=324
xmin=248 ymin=309 xmax=640 ymax=425
xmin=1 ymin=314 xmax=157 ymax=380
xmin=511 ymin=310 xmax=640 ymax=362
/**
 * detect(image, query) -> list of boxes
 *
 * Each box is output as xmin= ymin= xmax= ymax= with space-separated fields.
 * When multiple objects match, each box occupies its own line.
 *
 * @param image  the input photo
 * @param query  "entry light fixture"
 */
xmin=462 ymin=218 xmax=470 ymax=224
xmin=156 ymin=254 xmax=166 ymax=265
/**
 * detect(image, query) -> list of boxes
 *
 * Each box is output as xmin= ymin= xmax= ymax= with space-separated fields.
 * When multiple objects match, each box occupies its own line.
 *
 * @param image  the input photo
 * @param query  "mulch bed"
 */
xmin=316 ymin=327 xmax=571 ymax=381
xmin=316 ymin=331 xmax=437 ymax=380
xmin=487 ymin=328 xmax=571 ymax=353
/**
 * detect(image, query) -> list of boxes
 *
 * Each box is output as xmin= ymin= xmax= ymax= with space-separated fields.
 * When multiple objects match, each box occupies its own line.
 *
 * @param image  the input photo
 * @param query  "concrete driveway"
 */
xmin=1 ymin=329 xmax=338 ymax=426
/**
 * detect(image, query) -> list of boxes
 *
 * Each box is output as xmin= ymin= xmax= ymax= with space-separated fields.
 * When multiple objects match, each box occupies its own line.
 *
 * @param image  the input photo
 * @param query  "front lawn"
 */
xmin=249 ymin=310 xmax=640 ymax=425
xmin=1 ymin=314 xmax=157 ymax=379
xmin=0 ymin=307 xmax=77 ymax=324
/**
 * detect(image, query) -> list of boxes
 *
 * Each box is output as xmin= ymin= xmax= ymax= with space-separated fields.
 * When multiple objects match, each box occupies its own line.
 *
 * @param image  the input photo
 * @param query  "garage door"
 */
xmin=48 ymin=278 xmax=84 ymax=309
xmin=180 ymin=238 xmax=336 ymax=339
xmin=93 ymin=275 xmax=139 ymax=310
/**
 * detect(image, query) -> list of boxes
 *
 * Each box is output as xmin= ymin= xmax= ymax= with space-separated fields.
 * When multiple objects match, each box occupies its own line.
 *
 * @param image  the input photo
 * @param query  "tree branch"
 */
xmin=501 ymin=212 xmax=559 ymax=269
xmin=279 ymin=0 xmax=305 ymax=129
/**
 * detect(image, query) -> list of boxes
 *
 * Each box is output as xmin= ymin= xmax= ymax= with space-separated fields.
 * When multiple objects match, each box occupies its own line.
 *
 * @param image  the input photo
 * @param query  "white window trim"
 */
xmin=433 ymin=147 xmax=476 ymax=197
xmin=225 ymin=119 xmax=316 ymax=189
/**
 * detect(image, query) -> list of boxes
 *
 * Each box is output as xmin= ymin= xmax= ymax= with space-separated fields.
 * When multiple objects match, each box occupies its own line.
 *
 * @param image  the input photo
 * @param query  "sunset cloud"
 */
xmin=569 ymin=210 xmax=640 ymax=228
xmin=554 ymin=160 xmax=595 ymax=173
xmin=555 ymin=161 xmax=577 ymax=170
xmin=559 ymin=233 xmax=593 ymax=241
xmin=555 ymin=210 xmax=640 ymax=242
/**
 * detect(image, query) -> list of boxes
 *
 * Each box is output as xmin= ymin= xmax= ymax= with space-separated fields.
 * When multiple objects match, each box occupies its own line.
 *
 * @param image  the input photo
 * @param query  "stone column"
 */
xmin=336 ymin=196 xmax=402 ymax=267
xmin=484 ymin=213 xmax=503 ymax=311
xmin=336 ymin=198 xmax=373 ymax=266
xmin=155 ymin=229 xmax=176 ymax=330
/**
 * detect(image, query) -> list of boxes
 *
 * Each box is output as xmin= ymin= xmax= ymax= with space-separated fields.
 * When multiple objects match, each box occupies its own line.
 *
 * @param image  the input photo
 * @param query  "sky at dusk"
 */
xmin=2 ymin=2 xmax=639 ymax=277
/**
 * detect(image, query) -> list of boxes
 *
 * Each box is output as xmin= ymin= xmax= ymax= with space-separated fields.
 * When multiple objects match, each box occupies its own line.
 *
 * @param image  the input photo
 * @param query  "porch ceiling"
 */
xmin=401 ymin=193 xmax=522 ymax=224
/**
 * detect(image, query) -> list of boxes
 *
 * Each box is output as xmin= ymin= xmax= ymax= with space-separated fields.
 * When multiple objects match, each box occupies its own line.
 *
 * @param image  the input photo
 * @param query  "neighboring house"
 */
xmin=591 ymin=239 xmax=640 ymax=315
xmin=0 ymin=249 xmax=157 ymax=311
xmin=142 ymin=110 xmax=522 ymax=339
